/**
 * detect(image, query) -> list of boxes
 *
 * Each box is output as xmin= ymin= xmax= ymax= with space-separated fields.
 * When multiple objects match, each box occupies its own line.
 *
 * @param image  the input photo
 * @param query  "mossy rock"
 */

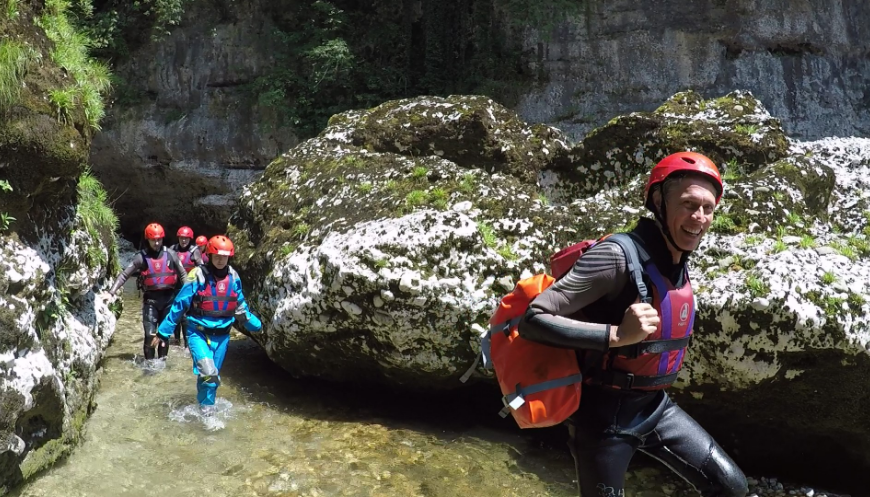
xmin=228 ymin=139 xmax=581 ymax=297
xmin=711 ymin=157 xmax=836 ymax=235
xmin=324 ymin=95 xmax=574 ymax=186
xmin=571 ymin=90 xmax=790 ymax=197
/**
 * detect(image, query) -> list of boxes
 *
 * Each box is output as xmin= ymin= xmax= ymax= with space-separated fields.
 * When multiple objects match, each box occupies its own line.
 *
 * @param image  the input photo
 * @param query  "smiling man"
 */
xmin=518 ymin=152 xmax=748 ymax=497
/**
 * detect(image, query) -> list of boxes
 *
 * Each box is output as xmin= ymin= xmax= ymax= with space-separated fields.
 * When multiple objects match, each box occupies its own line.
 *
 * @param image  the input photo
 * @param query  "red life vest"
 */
xmin=595 ymin=262 xmax=694 ymax=391
xmin=177 ymin=249 xmax=195 ymax=272
xmin=190 ymin=268 xmax=239 ymax=317
xmin=139 ymin=250 xmax=178 ymax=291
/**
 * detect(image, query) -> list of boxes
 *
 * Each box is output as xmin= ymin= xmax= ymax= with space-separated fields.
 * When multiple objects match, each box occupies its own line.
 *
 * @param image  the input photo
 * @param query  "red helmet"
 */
xmin=144 ymin=223 xmax=165 ymax=240
xmin=644 ymin=152 xmax=723 ymax=207
xmin=206 ymin=235 xmax=235 ymax=256
xmin=195 ymin=235 xmax=208 ymax=247
xmin=177 ymin=226 xmax=194 ymax=238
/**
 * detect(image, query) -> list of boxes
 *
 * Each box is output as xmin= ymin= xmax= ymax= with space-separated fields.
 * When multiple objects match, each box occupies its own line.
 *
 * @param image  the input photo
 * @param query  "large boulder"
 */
xmin=0 ymin=1 xmax=120 ymax=492
xmin=229 ymin=92 xmax=870 ymax=491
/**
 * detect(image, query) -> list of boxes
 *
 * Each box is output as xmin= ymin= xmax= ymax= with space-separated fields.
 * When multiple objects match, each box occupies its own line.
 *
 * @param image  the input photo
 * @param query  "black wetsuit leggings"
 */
xmin=567 ymin=386 xmax=748 ymax=497
xmin=142 ymin=292 xmax=173 ymax=359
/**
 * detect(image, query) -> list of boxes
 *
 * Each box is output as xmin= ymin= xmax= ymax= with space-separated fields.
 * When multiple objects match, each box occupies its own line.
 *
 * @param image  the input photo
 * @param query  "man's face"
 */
xmin=657 ymin=176 xmax=717 ymax=252
xmin=178 ymin=236 xmax=191 ymax=248
xmin=211 ymin=254 xmax=229 ymax=269
xmin=148 ymin=238 xmax=163 ymax=251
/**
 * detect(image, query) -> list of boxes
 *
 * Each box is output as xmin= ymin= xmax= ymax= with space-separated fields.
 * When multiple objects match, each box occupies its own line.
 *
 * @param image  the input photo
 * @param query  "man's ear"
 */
xmin=652 ymin=188 xmax=662 ymax=211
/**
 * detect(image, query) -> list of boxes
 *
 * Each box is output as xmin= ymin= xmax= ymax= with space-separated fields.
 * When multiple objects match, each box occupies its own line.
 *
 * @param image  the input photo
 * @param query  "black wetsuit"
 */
xmin=518 ymin=218 xmax=748 ymax=497
xmin=168 ymin=243 xmax=204 ymax=347
xmin=110 ymin=247 xmax=187 ymax=359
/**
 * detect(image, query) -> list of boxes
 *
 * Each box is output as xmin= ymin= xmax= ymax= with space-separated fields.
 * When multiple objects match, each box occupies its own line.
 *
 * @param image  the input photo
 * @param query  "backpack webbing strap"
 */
xmin=459 ymin=316 xmax=523 ymax=383
xmin=498 ymin=372 xmax=584 ymax=418
xmin=605 ymin=233 xmax=652 ymax=304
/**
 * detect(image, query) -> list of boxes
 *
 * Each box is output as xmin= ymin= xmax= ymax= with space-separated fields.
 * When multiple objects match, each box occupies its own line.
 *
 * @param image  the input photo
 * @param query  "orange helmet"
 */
xmin=195 ymin=235 xmax=208 ymax=248
xmin=144 ymin=223 xmax=165 ymax=240
xmin=177 ymin=226 xmax=194 ymax=238
xmin=206 ymin=235 xmax=234 ymax=256
xmin=644 ymin=152 xmax=723 ymax=208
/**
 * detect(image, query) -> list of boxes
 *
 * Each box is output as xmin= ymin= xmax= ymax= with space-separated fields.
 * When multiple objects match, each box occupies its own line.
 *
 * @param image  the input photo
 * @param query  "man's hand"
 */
xmin=149 ymin=335 xmax=164 ymax=349
xmin=609 ymin=298 xmax=660 ymax=347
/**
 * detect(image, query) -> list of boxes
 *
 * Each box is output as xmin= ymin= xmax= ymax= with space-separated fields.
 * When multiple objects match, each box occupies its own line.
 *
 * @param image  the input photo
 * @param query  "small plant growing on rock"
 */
xmin=744 ymin=235 xmax=762 ymax=246
xmin=497 ymin=245 xmax=517 ymax=261
xmin=477 ymin=221 xmax=497 ymax=248
xmin=745 ymin=274 xmax=770 ymax=298
xmin=357 ymin=182 xmax=373 ymax=194
xmin=411 ymin=166 xmax=428 ymax=179
xmin=293 ymin=223 xmax=310 ymax=236
xmin=405 ymin=190 xmax=427 ymax=207
xmin=771 ymin=240 xmax=787 ymax=254
xmin=430 ymin=188 xmax=449 ymax=210
xmin=735 ymin=124 xmax=760 ymax=135
xmin=459 ymin=173 xmax=476 ymax=194
xmin=798 ymin=234 xmax=816 ymax=249
xmin=537 ymin=193 xmax=549 ymax=205
xmin=710 ymin=213 xmax=738 ymax=234
xmin=820 ymin=271 xmax=837 ymax=285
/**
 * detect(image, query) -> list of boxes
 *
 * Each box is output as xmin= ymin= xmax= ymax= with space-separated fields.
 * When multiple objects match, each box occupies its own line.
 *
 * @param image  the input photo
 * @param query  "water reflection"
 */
xmin=14 ymin=286 xmax=693 ymax=497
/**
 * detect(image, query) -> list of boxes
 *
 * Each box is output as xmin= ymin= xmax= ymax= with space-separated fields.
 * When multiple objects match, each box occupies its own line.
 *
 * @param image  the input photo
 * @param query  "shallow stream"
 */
xmin=13 ymin=287 xmax=825 ymax=497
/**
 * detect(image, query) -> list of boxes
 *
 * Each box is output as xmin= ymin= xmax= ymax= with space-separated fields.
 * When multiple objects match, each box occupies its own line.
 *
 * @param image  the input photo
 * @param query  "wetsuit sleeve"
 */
xmin=517 ymin=241 xmax=630 ymax=351
xmin=156 ymin=268 xmax=201 ymax=339
xmin=108 ymin=254 xmax=144 ymax=294
xmin=232 ymin=273 xmax=262 ymax=333
xmin=191 ymin=247 xmax=204 ymax=266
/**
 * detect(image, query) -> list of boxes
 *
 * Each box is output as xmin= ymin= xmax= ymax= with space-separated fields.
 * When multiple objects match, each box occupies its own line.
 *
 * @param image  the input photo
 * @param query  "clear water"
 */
xmin=14 ymin=287 xmax=696 ymax=497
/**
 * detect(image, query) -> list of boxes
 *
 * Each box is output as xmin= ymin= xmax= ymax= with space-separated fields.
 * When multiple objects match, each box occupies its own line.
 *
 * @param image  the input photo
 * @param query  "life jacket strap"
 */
xmin=593 ymin=370 xmax=679 ymax=389
xmin=610 ymin=335 xmax=693 ymax=359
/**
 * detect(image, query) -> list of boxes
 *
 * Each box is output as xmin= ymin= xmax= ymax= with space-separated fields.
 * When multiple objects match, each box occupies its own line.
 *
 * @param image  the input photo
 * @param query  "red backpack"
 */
xmin=460 ymin=233 xmax=649 ymax=429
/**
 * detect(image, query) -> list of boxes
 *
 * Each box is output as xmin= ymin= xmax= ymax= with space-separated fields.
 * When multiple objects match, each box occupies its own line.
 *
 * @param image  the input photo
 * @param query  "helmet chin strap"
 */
xmin=654 ymin=196 xmax=693 ymax=262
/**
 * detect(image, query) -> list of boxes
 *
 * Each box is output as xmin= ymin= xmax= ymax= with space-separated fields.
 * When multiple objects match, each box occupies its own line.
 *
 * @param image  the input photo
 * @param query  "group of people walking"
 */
xmin=108 ymin=224 xmax=262 ymax=412
xmin=106 ymin=151 xmax=750 ymax=496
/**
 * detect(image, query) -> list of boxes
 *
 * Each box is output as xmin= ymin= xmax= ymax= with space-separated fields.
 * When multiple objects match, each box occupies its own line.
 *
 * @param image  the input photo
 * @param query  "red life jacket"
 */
xmin=177 ymin=248 xmax=195 ymax=272
xmin=593 ymin=261 xmax=694 ymax=391
xmin=139 ymin=250 xmax=178 ymax=291
xmin=190 ymin=267 xmax=239 ymax=318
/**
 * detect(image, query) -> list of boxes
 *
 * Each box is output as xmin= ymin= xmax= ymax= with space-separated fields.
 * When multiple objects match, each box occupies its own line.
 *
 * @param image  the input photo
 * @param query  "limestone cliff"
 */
xmin=0 ymin=0 xmax=120 ymax=492
xmin=518 ymin=0 xmax=870 ymax=140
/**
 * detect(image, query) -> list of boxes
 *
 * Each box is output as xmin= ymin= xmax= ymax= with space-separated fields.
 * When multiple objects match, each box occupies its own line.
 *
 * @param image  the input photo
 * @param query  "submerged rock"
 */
xmin=229 ymin=92 xmax=870 ymax=492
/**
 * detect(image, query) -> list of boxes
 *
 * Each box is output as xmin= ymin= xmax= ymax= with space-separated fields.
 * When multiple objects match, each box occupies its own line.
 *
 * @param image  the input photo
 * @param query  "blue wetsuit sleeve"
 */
xmin=233 ymin=277 xmax=262 ymax=333
xmin=156 ymin=271 xmax=199 ymax=339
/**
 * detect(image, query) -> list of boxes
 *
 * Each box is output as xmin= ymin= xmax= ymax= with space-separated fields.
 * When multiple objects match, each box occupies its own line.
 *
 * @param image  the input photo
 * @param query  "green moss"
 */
xmin=19 ymin=401 xmax=90 ymax=480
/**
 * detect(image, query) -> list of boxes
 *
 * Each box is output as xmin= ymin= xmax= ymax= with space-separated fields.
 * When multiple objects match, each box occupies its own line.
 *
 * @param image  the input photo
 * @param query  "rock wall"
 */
xmin=517 ymin=0 xmax=870 ymax=140
xmin=88 ymin=0 xmax=297 ymax=241
xmin=0 ymin=1 xmax=120 ymax=492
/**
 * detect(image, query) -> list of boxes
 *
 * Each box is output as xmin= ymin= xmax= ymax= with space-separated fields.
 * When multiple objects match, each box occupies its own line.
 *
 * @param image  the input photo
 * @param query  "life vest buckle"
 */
xmin=622 ymin=372 xmax=635 ymax=389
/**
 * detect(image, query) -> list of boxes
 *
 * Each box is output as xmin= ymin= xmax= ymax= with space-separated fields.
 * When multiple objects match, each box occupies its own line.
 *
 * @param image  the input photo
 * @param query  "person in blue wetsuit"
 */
xmin=153 ymin=234 xmax=262 ymax=410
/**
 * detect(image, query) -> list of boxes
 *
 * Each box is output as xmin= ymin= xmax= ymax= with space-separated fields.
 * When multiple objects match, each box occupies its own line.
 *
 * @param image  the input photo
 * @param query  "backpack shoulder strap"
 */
xmin=603 ymin=233 xmax=652 ymax=304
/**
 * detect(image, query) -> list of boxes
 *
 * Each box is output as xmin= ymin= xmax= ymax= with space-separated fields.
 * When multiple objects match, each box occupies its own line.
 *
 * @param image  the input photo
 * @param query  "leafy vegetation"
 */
xmin=0 ymin=40 xmax=40 ymax=108
xmin=76 ymin=168 xmax=119 ymax=269
xmin=36 ymin=0 xmax=112 ymax=130
xmin=245 ymin=0 xmax=584 ymax=137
